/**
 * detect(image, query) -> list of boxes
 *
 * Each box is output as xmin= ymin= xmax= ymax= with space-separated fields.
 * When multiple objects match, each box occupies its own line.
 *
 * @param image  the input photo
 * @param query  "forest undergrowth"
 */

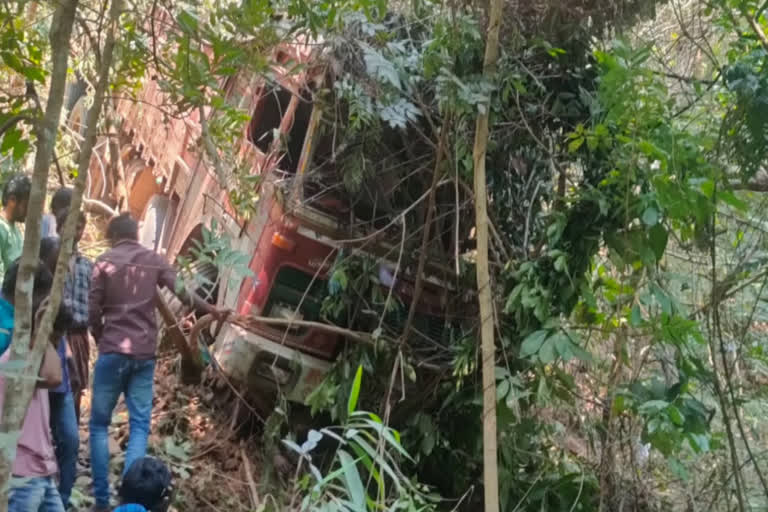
xmin=69 ymin=353 xmax=262 ymax=512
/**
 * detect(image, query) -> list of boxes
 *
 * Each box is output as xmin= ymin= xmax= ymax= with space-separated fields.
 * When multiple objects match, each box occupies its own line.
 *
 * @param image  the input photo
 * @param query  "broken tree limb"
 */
xmin=156 ymin=288 xmax=203 ymax=384
xmin=84 ymin=197 xmax=119 ymax=218
xmin=192 ymin=313 xmax=379 ymax=348
xmin=241 ymin=447 xmax=261 ymax=509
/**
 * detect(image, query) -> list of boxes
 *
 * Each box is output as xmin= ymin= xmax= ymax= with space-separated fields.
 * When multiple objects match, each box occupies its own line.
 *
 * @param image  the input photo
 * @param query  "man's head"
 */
xmin=119 ymin=457 xmax=173 ymax=512
xmin=50 ymin=187 xmax=73 ymax=216
xmin=106 ymin=212 xmax=138 ymax=245
xmin=1 ymin=259 xmax=54 ymax=312
xmin=55 ymin=208 xmax=86 ymax=245
xmin=39 ymin=237 xmax=61 ymax=274
xmin=2 ymin=174 xmax=31 ymax=222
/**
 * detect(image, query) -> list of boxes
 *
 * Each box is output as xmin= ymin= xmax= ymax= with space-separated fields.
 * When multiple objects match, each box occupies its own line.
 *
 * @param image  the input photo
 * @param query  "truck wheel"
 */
xmin=140 ymin=195 xmax=170 ymax=251
xmin=65 ymin=75 xmax=88 ymax=141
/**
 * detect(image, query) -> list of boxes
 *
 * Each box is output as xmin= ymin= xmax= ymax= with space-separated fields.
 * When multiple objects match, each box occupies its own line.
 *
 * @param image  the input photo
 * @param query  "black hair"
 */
xmin=106 ymin=212 xmax=138 ymax=242
xmin=1 ymin=259 xmax=54 ymax=303
xmin=55 ymin=207 xmax=86 ymax=233
xmin=119 ymin=457 xmax=172 ymax=511
xmin=53 ymin=303 xmax=73 ymax=333
xmin=39 ymin=237 xmax=60 ymax=264
xmin=2 ymin=174 xmax=31 ymax=207
xmin=50 ymin=187 xmax=73 ymax=215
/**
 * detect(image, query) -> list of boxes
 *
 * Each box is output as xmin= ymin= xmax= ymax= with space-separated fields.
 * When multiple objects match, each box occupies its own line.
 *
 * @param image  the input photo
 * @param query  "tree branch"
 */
xmin=0 ymin=114 xmax=32 ymax=138
xmin=747 ymin=13 xmax=768 ymax=53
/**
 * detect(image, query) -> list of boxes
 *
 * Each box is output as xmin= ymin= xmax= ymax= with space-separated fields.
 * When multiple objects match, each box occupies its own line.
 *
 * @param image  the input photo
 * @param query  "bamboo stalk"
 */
xmin=471 ymin=0 xmax=504 ymax=509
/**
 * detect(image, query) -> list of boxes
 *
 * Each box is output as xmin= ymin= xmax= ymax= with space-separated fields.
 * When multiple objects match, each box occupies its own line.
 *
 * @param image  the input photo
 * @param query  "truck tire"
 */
xmin=140 ymin=195 xmax=170 ymax=251
xmin=65 ymin=77 xmax=88 ymax=138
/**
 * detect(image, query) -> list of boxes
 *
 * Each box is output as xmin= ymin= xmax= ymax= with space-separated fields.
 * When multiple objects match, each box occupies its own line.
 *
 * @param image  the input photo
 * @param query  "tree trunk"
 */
xmin=38 ymin=0 xmax=125 ymax=369
xmin=0 ymin=0 xmax=123 ymax=502
xmin=472 ymin=0 xmax=503 ymax=510
xmin=0 ymin=0 xmax=79 ymax=504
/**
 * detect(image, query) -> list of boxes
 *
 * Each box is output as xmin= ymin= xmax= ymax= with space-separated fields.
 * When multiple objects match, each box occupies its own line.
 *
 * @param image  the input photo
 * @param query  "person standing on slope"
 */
xmin=55 ymin=207 xmax=92 ymax=424
xmin=0 ymin=174 xmax=30 ymax=282
xmin=88 ymin=213 xmax=228 ymax=511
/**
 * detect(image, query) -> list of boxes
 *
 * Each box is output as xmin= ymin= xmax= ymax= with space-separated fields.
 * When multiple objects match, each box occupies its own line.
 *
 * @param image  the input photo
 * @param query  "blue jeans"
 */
xmin=89 ymin=354 xmax=155 ymax=508
xmin=8 ymin=476 xmax=65 ymax=512
xmin=49 ymin=392 xmax=78 ymax=509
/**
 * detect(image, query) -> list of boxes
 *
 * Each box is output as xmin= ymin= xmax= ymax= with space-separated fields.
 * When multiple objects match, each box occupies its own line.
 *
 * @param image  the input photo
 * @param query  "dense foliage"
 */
xmin=4 ymin=0 xmax=768 ymax=510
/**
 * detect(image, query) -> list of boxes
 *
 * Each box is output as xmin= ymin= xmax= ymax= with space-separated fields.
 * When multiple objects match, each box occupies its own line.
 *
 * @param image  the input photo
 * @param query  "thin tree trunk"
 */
xmin=0 ymin=0 xmax=79 ymax=504
xmin=36 ymin=0 xmax=125 ymax=380
xmin=472 ymin=0 xmax=503 ymax=510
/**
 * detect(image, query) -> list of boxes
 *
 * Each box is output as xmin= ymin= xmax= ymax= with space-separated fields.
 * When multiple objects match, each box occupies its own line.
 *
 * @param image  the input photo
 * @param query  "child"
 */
xmin=0 ymin=260 xmax=66 ymax=512
xmin=40 ymin=236 xmax=80 ymax=509
xmin=114 ymin=457 xmax=173 ymax=512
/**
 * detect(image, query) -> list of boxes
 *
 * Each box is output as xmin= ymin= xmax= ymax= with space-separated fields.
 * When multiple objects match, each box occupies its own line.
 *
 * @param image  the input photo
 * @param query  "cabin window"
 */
xmin=248 ymin=86 xmax=313 ymax=174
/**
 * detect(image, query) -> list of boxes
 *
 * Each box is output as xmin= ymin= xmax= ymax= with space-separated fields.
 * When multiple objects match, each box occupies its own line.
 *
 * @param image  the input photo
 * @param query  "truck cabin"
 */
xmin=231 ymin=43 xmax=464 ymax=368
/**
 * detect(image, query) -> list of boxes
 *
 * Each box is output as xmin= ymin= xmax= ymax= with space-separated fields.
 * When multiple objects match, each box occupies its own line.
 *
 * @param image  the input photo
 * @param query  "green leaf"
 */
xmin=719 ymin=190 xmax=746 ymax=211
xmin=648 ymin=224 xmax=668 ymax=261
xmin=667 ymin=405 xmax=684 ymax=426
xmin=348 ymin=365 xmax=363 ymax=415
xmin=0 ymin=127 xmax=21 ymax=155
xmin=552 ymin=333 xmax=572 ymax=361
xmin=630 ymin=304 xmax=643 ymax=327
xmin=178 ymin=10 xmax=200 ymax=33
xmin=570 ymin=343 xmax=593 ymax=362
xmin=520 ymin=330 xmax=548 ymax=357
xmin=639 ymin=399 xmax=669 ymax=415
xmin=337 ymin=450 xmax=365 ymax=509
xmin=568 ymin=136 xmax=584 ymax=153
xmin=496 ymin=379 xmax=510 ymax=401
xmin=539 ymin=336 xmax=556 ymax=364
xmin=348 ymin=433 xmax=401 ymax=490
xmin=642 ymin=207 xmax=659 ymax=226
xmin=612 ymin=395 xmax=626 ymax=415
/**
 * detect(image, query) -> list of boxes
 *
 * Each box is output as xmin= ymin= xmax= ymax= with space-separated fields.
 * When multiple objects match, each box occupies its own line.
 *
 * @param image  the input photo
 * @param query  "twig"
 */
xmin=715 ymin=295 xmax=768 ymax=498
xmin=241 ymin=447 xmax=261 ymax=509
xmin=402 ymin=115 xmax=450 ymax=340
xmin=747 ymin=13 xmax=768 ymax=53
xmin=708 ymin=183 xmax=747 ymax=512
xmin=523 ymin=181 xmax=542 ymax=259
xmin=378 ymin=217 xmax=406 ymax=333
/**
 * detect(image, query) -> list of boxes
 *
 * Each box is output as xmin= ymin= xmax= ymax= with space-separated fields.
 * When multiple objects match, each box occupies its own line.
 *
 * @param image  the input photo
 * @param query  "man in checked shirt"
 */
xmin=55 ymin=207 xmax=92 ymax=424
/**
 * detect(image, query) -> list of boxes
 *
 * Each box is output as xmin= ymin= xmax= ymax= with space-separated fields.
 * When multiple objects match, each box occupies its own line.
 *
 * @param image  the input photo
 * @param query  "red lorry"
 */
xmin=81 ymin=38 xmax=454 ymax=408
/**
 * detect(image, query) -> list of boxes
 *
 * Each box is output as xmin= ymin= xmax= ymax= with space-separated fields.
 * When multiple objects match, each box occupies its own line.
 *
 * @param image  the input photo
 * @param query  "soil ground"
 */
xmin=69 ymin=355 xmax=262 ymax=511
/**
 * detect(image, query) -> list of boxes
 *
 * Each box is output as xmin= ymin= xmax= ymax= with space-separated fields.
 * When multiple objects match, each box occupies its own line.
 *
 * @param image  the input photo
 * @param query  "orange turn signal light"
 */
xmin=272 ymin=232 xmax=296 ymax=251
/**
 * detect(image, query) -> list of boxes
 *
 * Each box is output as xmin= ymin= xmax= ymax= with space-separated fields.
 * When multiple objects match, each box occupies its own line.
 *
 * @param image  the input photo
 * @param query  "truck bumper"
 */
xmin=211 ymin=323 xmax=331 ymax=403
